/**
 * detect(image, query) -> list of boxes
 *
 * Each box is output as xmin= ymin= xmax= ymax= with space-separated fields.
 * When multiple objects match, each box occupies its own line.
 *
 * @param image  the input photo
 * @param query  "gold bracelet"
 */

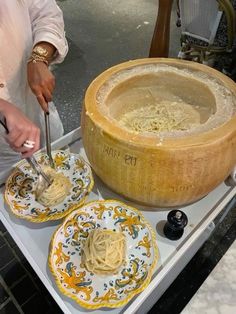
xmin=27 ymin=53 xmax=49 ymax=66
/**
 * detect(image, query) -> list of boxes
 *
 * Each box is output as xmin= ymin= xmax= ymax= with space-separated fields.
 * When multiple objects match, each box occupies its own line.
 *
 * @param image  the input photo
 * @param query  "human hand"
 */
xmin=27 ymin=61 xmax=55 ymax=112
xmin=0 ymin=99 xmax=40 ymax=157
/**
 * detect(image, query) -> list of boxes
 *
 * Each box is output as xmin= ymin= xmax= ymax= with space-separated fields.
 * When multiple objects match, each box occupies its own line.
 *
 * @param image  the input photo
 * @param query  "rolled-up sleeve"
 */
xmin=27 ymin=0 xmax=68 ymax=64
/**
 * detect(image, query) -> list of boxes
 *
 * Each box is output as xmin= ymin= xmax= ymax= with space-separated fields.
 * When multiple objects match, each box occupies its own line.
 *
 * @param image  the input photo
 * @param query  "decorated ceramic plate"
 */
xmin=5 ymin=150 xmax=94 ymax=223
xmin=48 ymin=200 xmax=158 ymax=309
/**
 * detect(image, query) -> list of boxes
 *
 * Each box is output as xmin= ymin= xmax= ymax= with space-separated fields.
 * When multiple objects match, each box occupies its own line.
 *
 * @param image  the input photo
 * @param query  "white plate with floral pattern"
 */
xmin=5 ymin=150 xmax=94 ymax=223
xmin=48 ymin=199 xmax=158 ymax=309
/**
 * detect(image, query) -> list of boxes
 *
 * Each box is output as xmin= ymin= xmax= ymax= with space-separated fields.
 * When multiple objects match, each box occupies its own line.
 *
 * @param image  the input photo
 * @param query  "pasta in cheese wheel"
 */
xmin=118 ymin=101 xmax=201 ymax=133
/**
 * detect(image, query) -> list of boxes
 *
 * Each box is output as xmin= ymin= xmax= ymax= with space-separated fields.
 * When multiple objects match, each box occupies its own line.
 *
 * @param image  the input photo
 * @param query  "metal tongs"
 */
xmin=26 ymin=157 xmax=52 ymax=186
xmin=0 ymin=117 xmax=52 ymax=188
xmin=44 ymin=112 xmax=54 ymax=169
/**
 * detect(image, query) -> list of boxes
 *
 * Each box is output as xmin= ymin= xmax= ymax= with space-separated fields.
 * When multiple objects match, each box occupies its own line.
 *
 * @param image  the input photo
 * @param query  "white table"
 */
xmin=0 ymin=128 xmax=236 ymax=314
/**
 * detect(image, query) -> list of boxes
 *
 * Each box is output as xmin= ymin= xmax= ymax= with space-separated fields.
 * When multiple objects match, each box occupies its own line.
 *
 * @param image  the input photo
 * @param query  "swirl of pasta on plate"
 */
xmin=35 ymin=166 xmax=72 ymax=207
xmin=82 ymin=229 xmax=126 ymax=275
xmin=5 ymin=151 xmax=94 ymax=223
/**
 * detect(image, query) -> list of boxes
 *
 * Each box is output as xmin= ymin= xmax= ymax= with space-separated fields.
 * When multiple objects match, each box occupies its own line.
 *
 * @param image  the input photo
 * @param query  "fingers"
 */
xmin=43 ymin=88 xmax=53 ymax=103
xmin=27 ymin=126 xmax=40 ymax=153
xmin=33 ymin=128 xmax=40 ymax=152
xmin=12 ymin=133 xmax=31 ymax=149
xmin=9 ymin=138 xmax=39 ymax=157
xmin=5 ymin=128 xmax=20 ymax=145
xmin=47 ymin=78 xmax=55 ymax=94
xmin=22 ymin=146 xmax=39 ymax=158
xmin=6 ymin=125 xmax=40 ymax=157
xmin=36 ymin=94 xmax=48 ymax=112
xmin=1 ymin=100 xmax=41 ymax=158
xmin=21 ymin=132 xmax=40 ymax=157
xmin=22 ymin=146 xmax=38 ymax=158
xmin=10 ymin=145 xmax=33 ymax=154
xmin=9 ymin=125 xmax=40 ymax=152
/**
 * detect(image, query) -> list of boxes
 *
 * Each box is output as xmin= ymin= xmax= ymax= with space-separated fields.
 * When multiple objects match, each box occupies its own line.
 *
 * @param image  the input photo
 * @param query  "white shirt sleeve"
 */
xmin=26 ymin=0 xmax=68 ymax=64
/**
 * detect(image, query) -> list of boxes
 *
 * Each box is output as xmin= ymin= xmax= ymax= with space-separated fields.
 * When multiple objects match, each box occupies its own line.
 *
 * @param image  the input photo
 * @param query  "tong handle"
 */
xmin=44 ymin=112 xmax=54 ymax=168
xmin=0 ymin=116 xmax=9 ymax=133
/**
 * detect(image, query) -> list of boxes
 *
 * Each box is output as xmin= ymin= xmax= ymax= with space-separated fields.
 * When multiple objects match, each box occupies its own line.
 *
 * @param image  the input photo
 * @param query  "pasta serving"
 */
xmin=82 ymin=229 xmax=126 ymax=275
xmin=35 ymin=167 xmax=72 ymax=207
xmin=118 ymin=100 xmax=201 ymax=133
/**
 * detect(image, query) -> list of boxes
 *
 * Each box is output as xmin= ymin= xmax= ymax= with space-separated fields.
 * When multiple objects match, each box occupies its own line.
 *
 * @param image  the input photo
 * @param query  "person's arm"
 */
xmin=0 ymin=98 xmax=40 ymax=157
xmin=27 ymin=0 xmax=68 ymax=64
xmin=26 ymin=0 xmax=68 ymax=112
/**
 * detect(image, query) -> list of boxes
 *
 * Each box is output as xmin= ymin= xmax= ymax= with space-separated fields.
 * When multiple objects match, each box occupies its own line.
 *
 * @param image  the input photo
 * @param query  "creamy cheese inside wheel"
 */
xmin=96 ymin=64 xmax=236 ymax=138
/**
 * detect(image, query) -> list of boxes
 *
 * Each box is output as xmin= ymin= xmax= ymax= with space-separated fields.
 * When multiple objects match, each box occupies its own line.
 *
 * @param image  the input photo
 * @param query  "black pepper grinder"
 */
xmin=163 ymin=210 xmax=188 ymax=240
